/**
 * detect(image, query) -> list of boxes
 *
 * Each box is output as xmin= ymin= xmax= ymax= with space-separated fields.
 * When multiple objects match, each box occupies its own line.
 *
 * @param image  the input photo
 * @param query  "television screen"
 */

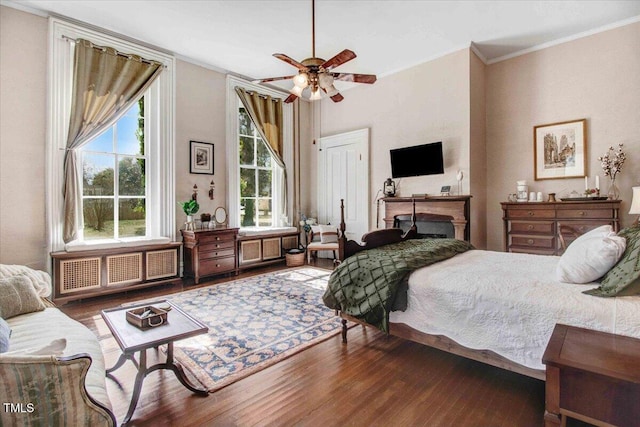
xmin=390 ymin=141 xmax=444 ymax=178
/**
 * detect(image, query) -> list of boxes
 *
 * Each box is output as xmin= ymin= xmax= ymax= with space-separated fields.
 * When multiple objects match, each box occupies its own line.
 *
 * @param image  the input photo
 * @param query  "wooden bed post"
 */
xmin=338 ymin=199 xmax=347 ymax=261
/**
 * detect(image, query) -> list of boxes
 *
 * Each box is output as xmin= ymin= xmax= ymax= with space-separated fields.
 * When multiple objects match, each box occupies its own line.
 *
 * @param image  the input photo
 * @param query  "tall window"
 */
xmin=239 ymin=106 xmax=273 ymax=227
xmin=80 ymin=97 xmax=147 ymax=239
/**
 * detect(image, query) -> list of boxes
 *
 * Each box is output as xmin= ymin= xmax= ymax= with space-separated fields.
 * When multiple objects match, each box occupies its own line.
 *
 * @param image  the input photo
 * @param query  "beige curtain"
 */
xmin=235 ymin=87 xmax=288 ymax=215
xmin=63 ymin=39 xmax=163 ymax=243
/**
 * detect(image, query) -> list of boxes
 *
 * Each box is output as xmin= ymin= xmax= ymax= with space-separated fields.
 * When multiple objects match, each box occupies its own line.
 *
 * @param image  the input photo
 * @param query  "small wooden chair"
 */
xmin=307 ymin=225 xmax=339 ymax=264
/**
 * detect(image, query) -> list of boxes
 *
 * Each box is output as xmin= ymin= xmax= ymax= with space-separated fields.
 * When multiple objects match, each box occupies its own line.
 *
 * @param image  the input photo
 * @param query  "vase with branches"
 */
xmin=598 ymin=144 xmax=626 ymax=200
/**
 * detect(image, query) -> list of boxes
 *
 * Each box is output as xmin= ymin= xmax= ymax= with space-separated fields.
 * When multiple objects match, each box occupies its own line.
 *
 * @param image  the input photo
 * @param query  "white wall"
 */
xmin=485 ymin=22 xmax=640 ymax=250
xmin=0 ymin=6 xmax=48 ymax=269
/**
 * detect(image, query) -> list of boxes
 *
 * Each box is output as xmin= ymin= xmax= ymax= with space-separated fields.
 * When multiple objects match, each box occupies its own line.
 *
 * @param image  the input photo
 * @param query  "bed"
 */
xmin=323 ymin=200 xmax=640 ymax=381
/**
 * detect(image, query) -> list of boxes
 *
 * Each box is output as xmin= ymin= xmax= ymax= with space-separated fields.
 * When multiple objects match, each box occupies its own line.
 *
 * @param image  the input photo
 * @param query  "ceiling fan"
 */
xmin=253 ymin=0 xmax=377 ymax=103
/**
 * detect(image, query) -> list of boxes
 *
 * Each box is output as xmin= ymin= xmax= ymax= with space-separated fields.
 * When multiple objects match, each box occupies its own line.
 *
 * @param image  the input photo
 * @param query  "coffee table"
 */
xmin=101 ymin=300 xmax=209 ymax=425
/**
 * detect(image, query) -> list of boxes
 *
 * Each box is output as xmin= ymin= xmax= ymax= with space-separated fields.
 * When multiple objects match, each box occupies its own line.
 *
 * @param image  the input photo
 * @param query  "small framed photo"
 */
xmin=533 ymin=119 xmax=586 ymax=180
xmin=190 ymin=141 xmax=214 ymax=175
xmin=440 ymin=185 xmax=451 ymax=196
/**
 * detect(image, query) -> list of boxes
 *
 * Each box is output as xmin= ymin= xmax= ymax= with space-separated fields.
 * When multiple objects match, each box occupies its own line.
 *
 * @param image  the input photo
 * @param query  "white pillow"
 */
xmin=556 ymin=225 xmax=626 ymax=283
xmin=319 ymin=225 xmax=339 ymax=244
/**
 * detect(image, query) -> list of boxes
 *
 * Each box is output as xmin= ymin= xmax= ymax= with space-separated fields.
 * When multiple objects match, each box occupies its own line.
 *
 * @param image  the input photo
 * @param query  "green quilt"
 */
xmin=322 ymin=238 xmax=474 ymax=332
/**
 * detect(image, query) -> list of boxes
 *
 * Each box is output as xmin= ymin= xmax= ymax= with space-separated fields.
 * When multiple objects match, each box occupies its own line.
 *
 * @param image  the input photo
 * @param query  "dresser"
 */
xmin=501 ymin=200 xmax=621 ymax=255
xmin=181 ymin=227 xmax=239 ymax=284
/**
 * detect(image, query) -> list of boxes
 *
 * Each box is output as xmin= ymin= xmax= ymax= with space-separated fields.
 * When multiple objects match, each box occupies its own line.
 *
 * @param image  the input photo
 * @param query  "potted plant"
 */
xmin=179 ymin=199 xmax=200 ymax=230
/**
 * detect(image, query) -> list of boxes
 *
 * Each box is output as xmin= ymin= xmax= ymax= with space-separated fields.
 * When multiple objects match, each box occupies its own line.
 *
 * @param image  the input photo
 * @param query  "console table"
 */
xmin=501 ymin=199 xmax=620 ymax=255
xmin=542 ymin=324 xmax=640 ymax=427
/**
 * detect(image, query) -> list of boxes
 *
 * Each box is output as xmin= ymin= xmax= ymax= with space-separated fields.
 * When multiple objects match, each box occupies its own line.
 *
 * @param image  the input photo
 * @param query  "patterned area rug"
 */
xmin=143 ymin=267 xmax=339 ymax=392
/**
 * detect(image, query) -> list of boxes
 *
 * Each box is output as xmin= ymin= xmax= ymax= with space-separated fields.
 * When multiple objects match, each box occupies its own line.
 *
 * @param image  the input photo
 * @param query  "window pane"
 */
xmin=117 ymin=99 xmax=144 ymax=156
xmin=119 ymin=157 xmax=145 ymax=196
xmin=258 ymin=169 xmax=272 ymax=197
xmin=240 ymin=168 xmax=256 ymax=197
xmin=239 ymin=108 xmax=252 ymax=136
xmin=83 ymin=154 xmax=115 ymax=196
xmin=119 ymin=198 xmax=146 ymax=237
xmin=83 ymin=198 xmax=114 ymax=239
xmin=239 ymin=136 xmax=254 ymax=165
xmin=240 ymin=198 xmax=256 ymax=226
xmin=83 ymin=128 xmax=113 ymax=152
xmin=257 ymin=139 xmax=271 ymax=167
xmin=257 ymin=198 xmax=272 ymax=227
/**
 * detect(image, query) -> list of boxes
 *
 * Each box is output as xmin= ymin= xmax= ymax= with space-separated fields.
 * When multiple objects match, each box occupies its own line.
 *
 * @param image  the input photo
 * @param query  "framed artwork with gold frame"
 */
xmin=533 ymin=118 xmax=586 ymax=180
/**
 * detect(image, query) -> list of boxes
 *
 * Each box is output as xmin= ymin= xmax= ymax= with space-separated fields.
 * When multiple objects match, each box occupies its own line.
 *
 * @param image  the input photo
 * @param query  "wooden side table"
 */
xmin=542 ymin=324 xmax=640 ymax=427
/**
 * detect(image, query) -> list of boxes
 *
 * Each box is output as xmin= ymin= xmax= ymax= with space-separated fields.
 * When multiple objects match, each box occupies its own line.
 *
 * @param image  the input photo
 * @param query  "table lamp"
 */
xmin=630 ymin=186 xmax=640 ymax=225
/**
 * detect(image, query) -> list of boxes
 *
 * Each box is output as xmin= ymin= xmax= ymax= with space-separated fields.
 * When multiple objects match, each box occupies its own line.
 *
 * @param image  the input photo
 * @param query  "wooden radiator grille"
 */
xmin=282 ymin=235 xmax=298 ymax=250
xmin=146 ymin=249 xmax=177 ymax=280
xmin=107 ymin=253 xmax=142 ymax=286
xmin=262 ymin=237 xmax=281 ymax=260
xmin=60 ymin=257 xmax=101 ymax=294
xmin=240 ymin=240 xmax=261 ymax=264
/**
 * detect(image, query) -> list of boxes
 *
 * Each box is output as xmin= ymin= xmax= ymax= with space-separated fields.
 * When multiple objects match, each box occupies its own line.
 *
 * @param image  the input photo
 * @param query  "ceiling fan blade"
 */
xmin=322 ymin=49 xmax=356 ymax=70
xmin=273 ymin=53 xmax=308 ymax=71
xmin=252 ymin=75 xmax=296 ymax=84
xmin=330 ymin=92 xmax=344 ymax=102
xmin=284 ymin=93 xmax=298 ymax=103
xmin=332 ymin=73 xmax=377 ymax=84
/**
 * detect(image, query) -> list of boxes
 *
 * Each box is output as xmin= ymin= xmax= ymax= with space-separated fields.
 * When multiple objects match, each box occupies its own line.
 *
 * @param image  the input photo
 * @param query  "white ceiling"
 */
xmin=7 ymin=0 xmax=640 ymax=90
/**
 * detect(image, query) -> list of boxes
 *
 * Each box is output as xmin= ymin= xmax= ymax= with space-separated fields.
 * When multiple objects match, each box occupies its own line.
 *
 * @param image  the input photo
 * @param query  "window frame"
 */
xmin=226 ymin=76 xmax=293 ymax=229
xmin=47 ymin=18 xmax=175 ymax=252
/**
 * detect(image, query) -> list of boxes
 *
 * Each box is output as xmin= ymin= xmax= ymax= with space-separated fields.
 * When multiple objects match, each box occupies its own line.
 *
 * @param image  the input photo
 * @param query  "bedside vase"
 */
xmin=607 ymin=177 xmax=619 ymax=200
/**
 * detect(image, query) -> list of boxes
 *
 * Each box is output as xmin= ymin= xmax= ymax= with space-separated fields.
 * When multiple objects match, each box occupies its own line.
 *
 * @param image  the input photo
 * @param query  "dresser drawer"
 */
xmin=199 ymin=248 xmax=235 ymax=260
xmin=199 ymin=232 xmax=236 ymax=244
xmin=199 ymin=256 xmax=236 ymax=275
xmin=510 ymin=235 xmax=555 ymax=249
xmin=200 ymin=240 xmax=235 ymax=252
xmin=510 ymin=247 xmax=556 ymax=256
xmin=557 ymin=209 xmax=612 ymax=219
xmin=507 ymin=208 xmax=555 ymax=219
xmin=509 ymin=221 xmax=554 ymax=235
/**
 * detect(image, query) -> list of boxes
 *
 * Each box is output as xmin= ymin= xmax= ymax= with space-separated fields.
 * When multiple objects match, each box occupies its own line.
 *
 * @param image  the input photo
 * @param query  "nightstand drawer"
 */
xmin=198 ymin=233 xmax=236 ymax=244
xmin=507 ymin=208 xmax=555 ymax=219
xmin=509 ymin=221 xmax=554 ymax=235
xmin=511 ymin=235 xmax=554 ymax=249
xmin=199 ymin=256 xmax=236 ymax=275
xmin=557 ymin=209 xmax=612 ymax=219
xmin=199 ymin=248 xmax=235 ymax=260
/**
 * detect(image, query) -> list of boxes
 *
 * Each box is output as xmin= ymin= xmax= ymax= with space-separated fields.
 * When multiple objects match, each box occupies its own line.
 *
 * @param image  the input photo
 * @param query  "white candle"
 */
xmin=585 ymin=176 xmax=588 ymax=190
xmin=596 ymin=175 xmax=600 ymax=190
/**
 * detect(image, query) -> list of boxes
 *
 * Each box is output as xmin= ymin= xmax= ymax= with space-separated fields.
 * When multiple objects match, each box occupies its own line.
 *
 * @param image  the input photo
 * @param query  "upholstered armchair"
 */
xmin=306 ymin=225 xmax=339 ymax=264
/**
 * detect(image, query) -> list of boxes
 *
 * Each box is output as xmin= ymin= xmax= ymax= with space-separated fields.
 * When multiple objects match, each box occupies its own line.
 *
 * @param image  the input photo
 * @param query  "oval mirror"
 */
xmin=214 ymin=207 xmax=227 ymax=225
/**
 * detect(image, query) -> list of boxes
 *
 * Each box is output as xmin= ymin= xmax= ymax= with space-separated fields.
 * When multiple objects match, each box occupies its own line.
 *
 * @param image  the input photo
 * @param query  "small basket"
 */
xmin=286 ymin=248 xmax=306 ymax=267
xmin=126 ymin=306 xmax=168 ymax=330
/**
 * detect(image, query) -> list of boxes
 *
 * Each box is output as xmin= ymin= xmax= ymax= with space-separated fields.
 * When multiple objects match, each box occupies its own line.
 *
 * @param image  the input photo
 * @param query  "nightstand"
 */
xmin=542 ymin=324 xmax=640 ymax=427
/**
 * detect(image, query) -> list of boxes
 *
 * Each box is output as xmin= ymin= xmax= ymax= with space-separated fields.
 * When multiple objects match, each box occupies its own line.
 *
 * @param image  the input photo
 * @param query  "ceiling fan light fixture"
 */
xmin=310 ymin=88 xmax=322 ymax=101
xmin=293 ymin=72 xmax=309 ymax=88
xmin=318 ymin=72 xmax=334 ymax=89
xmin=326 ymin=84 xmax=339 ymax=97
xmin=290 ymin=85 xmax=304 ymax=97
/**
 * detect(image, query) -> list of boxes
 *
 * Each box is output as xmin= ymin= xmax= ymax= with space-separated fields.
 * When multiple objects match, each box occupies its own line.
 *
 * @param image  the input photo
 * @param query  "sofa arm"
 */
xmin=0 ymin=353 xmax=115 ymax=427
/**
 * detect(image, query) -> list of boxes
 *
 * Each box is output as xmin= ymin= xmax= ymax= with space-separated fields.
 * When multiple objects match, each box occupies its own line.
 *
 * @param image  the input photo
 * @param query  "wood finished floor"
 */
xmin=59 ymin=259 xmax=586 ymax=427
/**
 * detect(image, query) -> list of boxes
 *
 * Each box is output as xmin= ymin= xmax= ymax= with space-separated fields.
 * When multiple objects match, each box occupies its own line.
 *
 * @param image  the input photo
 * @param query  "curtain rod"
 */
xmin=61 ymin=35 xmax=166 ymax=68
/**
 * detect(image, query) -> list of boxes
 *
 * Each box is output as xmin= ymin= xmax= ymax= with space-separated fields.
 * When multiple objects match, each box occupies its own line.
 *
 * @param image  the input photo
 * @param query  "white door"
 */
xmin=318 ymin=128 xmax=369 ymax=243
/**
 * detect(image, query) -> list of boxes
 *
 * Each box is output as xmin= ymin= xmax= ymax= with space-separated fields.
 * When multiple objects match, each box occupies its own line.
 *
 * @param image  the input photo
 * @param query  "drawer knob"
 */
xmin=578 ymin=226 xmax=585 ymax=232
xmin=216 ymin=237 xmax=221 ymax=241
xmin=578 ymin=211 xmax=585 ymax=216
xmin=527 ymin=239 xmax=534 ymax=245
xmin=527 ymin=225 xmax=534 ymax=230
xmin=528 ymin=211 xmax=534 ymax=216
xmin=216 ymin=244 xmax=220 ymax=248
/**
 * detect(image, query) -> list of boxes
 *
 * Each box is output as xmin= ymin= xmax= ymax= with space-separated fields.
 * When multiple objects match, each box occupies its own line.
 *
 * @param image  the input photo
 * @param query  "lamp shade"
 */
xmin=630 ymin=186 xmax=640 ymax=214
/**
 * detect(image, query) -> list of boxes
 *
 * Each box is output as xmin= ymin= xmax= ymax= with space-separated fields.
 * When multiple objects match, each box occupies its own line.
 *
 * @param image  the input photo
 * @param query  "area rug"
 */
xmin=126 ymin=267 xmax=341 ymax=392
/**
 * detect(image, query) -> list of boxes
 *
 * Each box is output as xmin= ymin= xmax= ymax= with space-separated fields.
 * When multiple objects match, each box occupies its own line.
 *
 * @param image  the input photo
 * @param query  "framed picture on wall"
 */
xmin=533 ymin=118 xmax=586 ymax=180
xmin=190 ymin=141 xmax=214 ymax=175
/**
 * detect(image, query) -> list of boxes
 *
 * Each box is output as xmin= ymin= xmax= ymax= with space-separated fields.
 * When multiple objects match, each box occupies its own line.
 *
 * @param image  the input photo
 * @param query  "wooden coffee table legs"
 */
xmin=107 ymin=342 xmax=209 ymax=425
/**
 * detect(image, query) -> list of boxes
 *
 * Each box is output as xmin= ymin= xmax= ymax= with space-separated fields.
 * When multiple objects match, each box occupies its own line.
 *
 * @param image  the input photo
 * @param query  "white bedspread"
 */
xmin=388 ymin=250 xmax=640 ymax=371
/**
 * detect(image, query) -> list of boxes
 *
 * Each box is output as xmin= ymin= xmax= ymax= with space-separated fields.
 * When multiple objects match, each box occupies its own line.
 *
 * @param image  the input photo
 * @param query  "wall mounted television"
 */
xmin=390 ymin=141 xmax=444 ymax=178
